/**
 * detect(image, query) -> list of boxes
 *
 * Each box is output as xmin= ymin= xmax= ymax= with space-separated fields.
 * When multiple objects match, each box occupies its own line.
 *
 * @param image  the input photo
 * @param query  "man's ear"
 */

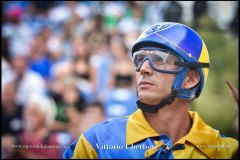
xmin=182 ymin=70 xmax=200 ymax=89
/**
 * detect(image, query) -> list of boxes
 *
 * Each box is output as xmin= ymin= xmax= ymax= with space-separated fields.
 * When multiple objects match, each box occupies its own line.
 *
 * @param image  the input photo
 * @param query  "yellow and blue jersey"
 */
xmin=63 ymin=109 xmax=238 ymax=159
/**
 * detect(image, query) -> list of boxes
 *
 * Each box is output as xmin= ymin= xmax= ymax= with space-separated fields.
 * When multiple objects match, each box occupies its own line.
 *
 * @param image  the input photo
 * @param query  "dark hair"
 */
xmin=84 ymin=101 xmax=104 ymax=113
xmin=2 ymin=37 xmax=10 ymax=62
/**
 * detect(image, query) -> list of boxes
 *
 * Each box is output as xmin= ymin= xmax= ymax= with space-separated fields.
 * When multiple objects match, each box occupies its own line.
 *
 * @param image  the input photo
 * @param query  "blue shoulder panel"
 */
xmin=83 ymin=117 xmax=167 ymax=158
xmin=83 ymin=117 xmax=129 ymax=153
xmin=62 ymin=138 xmax=79 ymax=159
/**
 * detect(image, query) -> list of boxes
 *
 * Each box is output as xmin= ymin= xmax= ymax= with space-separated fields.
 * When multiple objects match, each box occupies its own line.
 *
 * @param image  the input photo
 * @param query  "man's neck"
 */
xmin=144 ymin=99 xmax=192 ymax=144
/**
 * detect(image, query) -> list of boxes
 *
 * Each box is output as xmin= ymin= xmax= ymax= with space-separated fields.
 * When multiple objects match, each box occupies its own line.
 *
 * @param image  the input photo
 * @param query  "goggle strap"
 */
xmin=174 ymin=62 xmax=210 ymax=68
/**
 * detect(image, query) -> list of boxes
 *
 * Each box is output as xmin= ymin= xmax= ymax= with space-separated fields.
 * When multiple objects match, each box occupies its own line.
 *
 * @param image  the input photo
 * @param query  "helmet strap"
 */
xmin=135 ymin=66 xmax=199 ymax=113
xmin=172 ymin=67 xmax=199 ymax=100
xmin=136 ymin=90 xmax=178 ymax=113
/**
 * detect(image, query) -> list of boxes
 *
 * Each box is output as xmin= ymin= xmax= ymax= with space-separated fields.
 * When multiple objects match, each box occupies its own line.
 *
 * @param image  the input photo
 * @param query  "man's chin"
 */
xmin=138 ymin=94 xmax=165 ymax=105
xmin=139 ymin=97 xmax=157 ymax=105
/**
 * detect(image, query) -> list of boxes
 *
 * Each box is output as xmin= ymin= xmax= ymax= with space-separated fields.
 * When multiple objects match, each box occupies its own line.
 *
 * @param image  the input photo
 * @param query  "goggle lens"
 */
xmin=132 ymin=49 xmax=183 ymax=72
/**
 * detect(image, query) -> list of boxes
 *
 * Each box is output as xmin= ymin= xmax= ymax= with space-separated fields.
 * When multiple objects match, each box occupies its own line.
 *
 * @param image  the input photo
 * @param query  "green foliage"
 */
xmin=190 ymin=16 xmax=238 ymax=139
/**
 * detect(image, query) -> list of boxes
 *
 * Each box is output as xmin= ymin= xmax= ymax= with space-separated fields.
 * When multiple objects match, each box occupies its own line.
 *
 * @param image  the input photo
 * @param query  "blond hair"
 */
xmin=25 ymin=94 xmax=57 ymax=127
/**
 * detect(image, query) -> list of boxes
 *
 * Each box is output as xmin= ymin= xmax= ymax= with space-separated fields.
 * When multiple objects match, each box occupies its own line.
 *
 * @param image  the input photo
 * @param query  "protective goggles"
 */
xmin=132 ymin=49 xmax=209 ymax=74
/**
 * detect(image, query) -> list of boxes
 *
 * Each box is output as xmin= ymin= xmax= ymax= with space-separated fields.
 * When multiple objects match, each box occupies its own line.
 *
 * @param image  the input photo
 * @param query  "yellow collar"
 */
xmin=126 ymin=109 xmax=219 ymax=159
xmin=185 ymin=111 xmax=218 ymax=159
xmin=126 ymin=109 xmax=159 ymax=146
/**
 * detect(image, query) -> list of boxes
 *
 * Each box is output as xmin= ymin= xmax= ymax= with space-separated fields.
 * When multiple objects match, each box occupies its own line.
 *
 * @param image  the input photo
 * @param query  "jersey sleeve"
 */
xmin=63 ymin=134 xmax=98 ymax=159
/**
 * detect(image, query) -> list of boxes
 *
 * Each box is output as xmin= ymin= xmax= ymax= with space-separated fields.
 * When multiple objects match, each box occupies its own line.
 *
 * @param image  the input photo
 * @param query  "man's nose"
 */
xmin=140 ymin=60 xmax=153 ymax=75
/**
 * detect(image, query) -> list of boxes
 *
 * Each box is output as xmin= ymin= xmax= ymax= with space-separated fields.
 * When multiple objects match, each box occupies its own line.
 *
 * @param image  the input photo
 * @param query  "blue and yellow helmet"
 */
xmin=131 ymin=22 xmax=210 ymax=100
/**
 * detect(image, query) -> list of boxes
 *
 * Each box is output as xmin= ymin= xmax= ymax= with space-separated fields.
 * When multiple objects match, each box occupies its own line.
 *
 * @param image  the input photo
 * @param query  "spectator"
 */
xmin=28 ymin=28 xmax=52 ymax=80
xmin=2 ymin=37 xmax=11 ymax=93
xmin=192 ymin=1 xmax=208 ymax=29
xmin=61 ymin=77 xmax=86 ymax=112
xmin=118 ymin=2 xmax=148 ymax=35
xmin=79 ymin=101 xmax=106 ymax=134
xmin=87 ymin=14 xmax=113 ymax=99
xmin=1 ymin=81 xmax=23 ymax=159
xmin=2 ymin=5 xmax=33 ymax=57
xmin=48 ymin=60 xmax=73 ymax=128
xmin=2 ymin=81 xmax=23 ymax=135
xmin=3 ymin=55 xmax=47 ymax=106
xmin=108 ymin=36 xmax=135 ymax=89
xmin=16 ymin=94 xmax=68 ymax=158
xmin=163 ymin=1 xmax=183 ymax=23
xmin=72 ymin=36 xmax=97 ymax=102
xmin=50 ymin=76 xmax=86 ymax=138
xmin=228 ymin=6 xmax=238 ymax=37
xmin=104 ymin=36 xmax=138 ymax=118
xmin=2 ymin=37 xmax=11 ymax=67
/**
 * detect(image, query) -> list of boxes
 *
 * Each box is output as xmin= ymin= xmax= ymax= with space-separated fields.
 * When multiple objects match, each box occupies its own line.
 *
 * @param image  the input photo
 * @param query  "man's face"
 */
xmin=136 ymin=59 xmax=175 ymax=105
xmin=11 ymin=56 xmax=28 ymax=77
xmin=23 ymin=105 xmax=46 ymax=131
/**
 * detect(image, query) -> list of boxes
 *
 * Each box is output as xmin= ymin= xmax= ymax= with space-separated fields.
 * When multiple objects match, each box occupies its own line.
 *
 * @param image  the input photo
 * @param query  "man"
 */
xmin=63 ymin=22 xmax=238 ymax=159
xmin=2 ymin=55 xmax=47 ymax=106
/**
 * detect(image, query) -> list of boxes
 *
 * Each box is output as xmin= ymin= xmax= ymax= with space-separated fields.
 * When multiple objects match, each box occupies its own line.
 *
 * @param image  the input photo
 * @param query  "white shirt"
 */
xmin=2 ymin=69 xmax=47 ymax=105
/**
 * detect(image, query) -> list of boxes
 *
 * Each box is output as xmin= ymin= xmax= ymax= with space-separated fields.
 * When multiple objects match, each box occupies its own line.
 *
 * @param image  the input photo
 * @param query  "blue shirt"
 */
xmin=63 ymin=109 xmax=238 ymax=159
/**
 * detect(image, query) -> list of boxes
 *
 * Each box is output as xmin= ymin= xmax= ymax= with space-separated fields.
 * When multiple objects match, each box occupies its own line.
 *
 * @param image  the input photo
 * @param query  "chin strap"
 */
xmin=136 ymin=90 xmax=179 ymax=113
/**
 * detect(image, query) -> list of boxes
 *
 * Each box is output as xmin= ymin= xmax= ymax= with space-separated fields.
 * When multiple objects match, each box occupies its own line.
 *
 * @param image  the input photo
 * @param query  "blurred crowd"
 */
xmin=1 ymin=1 xmax=238 ymax=159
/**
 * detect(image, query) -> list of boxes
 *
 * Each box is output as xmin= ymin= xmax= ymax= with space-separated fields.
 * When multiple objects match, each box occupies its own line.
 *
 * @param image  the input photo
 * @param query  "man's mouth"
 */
xmin=139 ymin=80 xmax=154 ymax=86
